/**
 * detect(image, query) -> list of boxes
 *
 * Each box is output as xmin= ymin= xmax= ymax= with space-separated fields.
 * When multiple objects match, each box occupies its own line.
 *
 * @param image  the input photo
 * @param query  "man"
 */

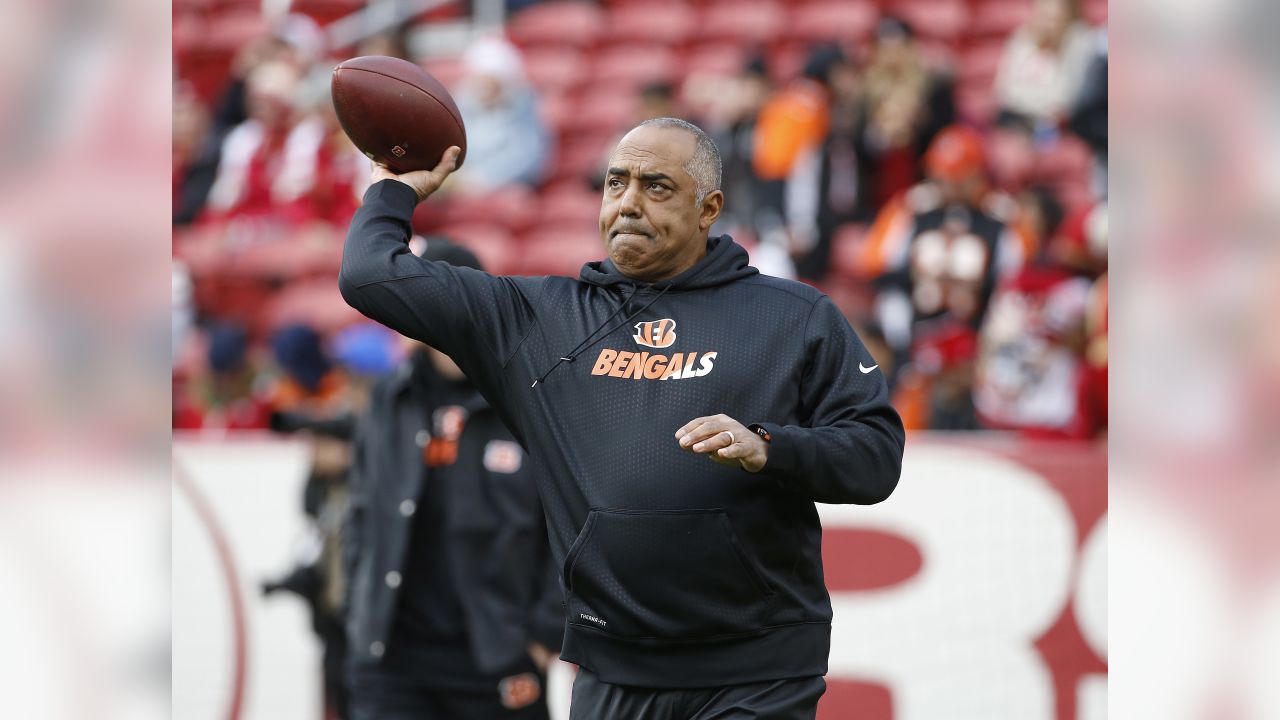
xmin=340 ymin=118 xmax=905 ymax=718
xmin=344 ymin=240 xmax=562 ymax=720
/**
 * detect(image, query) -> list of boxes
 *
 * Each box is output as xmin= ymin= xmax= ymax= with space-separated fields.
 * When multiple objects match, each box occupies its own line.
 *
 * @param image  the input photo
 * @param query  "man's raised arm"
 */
xmin=338 ymin=147 xmax=538 ymax=388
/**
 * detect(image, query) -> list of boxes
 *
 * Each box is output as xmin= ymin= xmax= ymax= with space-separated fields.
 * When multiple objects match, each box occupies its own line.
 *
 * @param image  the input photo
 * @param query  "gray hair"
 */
xmin=636 ymin=117 xmax=722 ymax=204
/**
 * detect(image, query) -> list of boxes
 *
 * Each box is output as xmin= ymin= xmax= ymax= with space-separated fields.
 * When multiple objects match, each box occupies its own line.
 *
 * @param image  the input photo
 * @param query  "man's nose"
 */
xmin=618 ymin=182 xmax=642 ymax=218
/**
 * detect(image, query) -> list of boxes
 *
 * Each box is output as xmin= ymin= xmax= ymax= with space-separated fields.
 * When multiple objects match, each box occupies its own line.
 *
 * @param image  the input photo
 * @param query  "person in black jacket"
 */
xmin=339 ymin=118 xmax=905 ymax=719
xmin=343 ymin=240 xmax=563 ymax=720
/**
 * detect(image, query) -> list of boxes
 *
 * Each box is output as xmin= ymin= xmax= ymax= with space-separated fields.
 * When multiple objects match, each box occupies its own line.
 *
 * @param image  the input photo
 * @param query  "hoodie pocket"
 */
xmin=563 ymin=508 xmax=776 ymax=640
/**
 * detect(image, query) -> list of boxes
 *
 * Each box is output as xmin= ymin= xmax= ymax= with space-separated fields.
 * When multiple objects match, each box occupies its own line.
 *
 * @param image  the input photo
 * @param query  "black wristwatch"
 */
xmin=747 ymin=423 xmax=772 ymax=442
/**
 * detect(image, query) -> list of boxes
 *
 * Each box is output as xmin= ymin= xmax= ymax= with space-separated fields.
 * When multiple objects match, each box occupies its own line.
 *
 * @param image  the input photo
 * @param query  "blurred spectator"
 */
xmin=174 ymin=15 xmax=324 ymax=224
xmin=857 ymin=18 xmax=957 ymax=210
xmin=973 ymin=200 xmax=1107 ymax=437
xmin=1067 ymin=33 xmax=1108 ymax=193
xmin=862 ymin=126 xmax=1029 ymax=428
xmin=173 ymin=84 xmax=210 ymax=210
xmin=687 ymin=54 xmax=772 ymax=242
xmin=749 ymin=46 xmax=849 ymax=277
xmin=994 ymin=0 xmax=1095 ymax=135
xmin=173 ymin=324 xmax=272 ymax=431
xmin=343 ymin=241 xmax=561 ymax=720
xmin=273 ymin=64 xmax=373 ymax=226
xmin=450 ymin=36 xmax=551 ymax=192
xmin=203 ymin=60 xmax=302 ymax=220
xmin=356 ymin=26 xmax=411 ymax=61
xmin=786 ymin=47 xmax=870 ymax=280
xmin=262 ymin=321 xmax=363 ymax=720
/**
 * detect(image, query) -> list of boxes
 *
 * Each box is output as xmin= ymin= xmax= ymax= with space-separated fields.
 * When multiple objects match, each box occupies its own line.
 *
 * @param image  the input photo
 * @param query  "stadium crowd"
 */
xmin=174 ymin=0 xmax=1107 ymax=441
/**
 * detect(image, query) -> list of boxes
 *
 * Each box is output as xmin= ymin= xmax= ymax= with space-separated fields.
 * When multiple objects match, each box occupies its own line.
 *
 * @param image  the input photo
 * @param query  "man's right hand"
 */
xmin=371 ymin=145 xmax=461 ymax=204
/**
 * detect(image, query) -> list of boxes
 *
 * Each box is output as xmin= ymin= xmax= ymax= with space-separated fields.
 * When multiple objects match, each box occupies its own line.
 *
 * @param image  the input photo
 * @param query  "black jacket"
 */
xmin=343 ymin=353 xmax=563 ymax=675
xmin=340 ymin=180 xmax=905 ymax=688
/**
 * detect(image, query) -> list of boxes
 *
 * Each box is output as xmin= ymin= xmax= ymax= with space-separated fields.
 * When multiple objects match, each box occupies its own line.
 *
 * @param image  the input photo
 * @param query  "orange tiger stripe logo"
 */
xmin=633 ymin=318 xmax=677 ymax=348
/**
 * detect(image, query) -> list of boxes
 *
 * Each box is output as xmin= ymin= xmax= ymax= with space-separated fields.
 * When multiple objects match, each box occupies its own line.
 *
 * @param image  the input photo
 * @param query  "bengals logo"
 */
xmin=633 ymin=318 xmax=677 ymax=348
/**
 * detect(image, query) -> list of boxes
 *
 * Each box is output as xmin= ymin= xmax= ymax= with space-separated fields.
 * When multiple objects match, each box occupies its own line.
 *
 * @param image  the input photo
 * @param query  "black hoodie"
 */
xmin=339 ymin=180 xmax=905 ymax=688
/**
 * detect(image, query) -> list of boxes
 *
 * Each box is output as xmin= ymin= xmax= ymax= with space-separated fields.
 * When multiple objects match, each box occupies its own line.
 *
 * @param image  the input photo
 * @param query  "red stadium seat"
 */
xmin=538 ymin=91 xmax=576 ymax=137
xmin=564 ymin=85 xmax=639 ymax=135
xmin=203 ymin=10 xmax=269 ymax=54
xmin=786 ymin=1 xmax=879 ymax=44
xmin=696 ymin=1 xmax=786 ymax=44
xmin=1083 ymin=0 xmax=1107 ymax=24
xmin=537 ymin=187 xmax=602 ymax=230
xmin=590 ymin=44 xmax=679 ymax=87
xmin=523 ymin=47 xmax=589 ymax=94
xmin=423 ymin=56 xmax=467 ymax=93
xmin=682 ymin=43 xmax=749 ymax=77
xmin=508 ymin=1 xmax=606 ymax=49
xmin=435 ymin=223 xmax=522 ymax=276
xmin=544 ymin=132 xmax=617 ymax=185
xmin=604 ymin=4 xmax=698 ymax=45
xmin=266 ymin=278 xmax=363 ymax=335
xmin=970 ymin=0 xmax=1033 ymax=38
xmin=413 ymin=186 xmax=539 ymax=234
xmin=892 ymin=0 xmax=969 ymax=42
xmin=518 ymin=226 xmax=603 ymax=277
xmin=955 ymin=83 xmax=998 ymax=124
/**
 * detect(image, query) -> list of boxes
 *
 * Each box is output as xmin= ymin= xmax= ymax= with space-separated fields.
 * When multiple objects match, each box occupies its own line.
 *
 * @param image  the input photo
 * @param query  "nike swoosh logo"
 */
xmin=859 ymin=363 xmax=879 ymax=374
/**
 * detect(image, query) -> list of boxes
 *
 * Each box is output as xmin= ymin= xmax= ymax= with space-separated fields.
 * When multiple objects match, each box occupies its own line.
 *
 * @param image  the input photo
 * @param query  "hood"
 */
xmin=578 ymin=235 xmax=758 ymax=292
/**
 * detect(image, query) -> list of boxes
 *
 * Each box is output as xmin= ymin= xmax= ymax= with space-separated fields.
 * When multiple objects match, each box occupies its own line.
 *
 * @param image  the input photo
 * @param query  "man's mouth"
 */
xmin=611 ymin=228 xmax=652 ymax=240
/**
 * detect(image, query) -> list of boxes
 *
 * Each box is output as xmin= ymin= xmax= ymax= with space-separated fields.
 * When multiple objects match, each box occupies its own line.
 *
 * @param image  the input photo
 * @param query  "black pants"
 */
xmin=569 ymin=669 xmax=826 ymax=720
xmin=348 ymin=671 xmax=550 ymax=720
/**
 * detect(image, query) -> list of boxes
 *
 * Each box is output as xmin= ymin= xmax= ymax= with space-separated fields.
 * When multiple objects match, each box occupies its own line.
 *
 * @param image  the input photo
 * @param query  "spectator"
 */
xmin=172 ymin=324 xmax=272 ymax=431
xmin=175 ymin=15 xmax=324 ymax=224
xmin=636 ymin=81 xmax=679 ymax=122
xmin=450 ymin=36 xmax=551 ymax=192
xmin=273 ymin=64 xmax=373 ymax=227
xmin=343 ymin=241 xmax=562 ymax=720
xmin=994 ymin=0 xmax=1095 ymax=135
xmin=203 ymin=60 xmax=301 ymax=220
xmin=857 ymin=17 xmax=957 ymax=210
xmin=862 ymin=125 xmax=1029 ymax=392
xmin=973 ymin=201 xmax=1107 ymax=437
xmin=785 ymin=47 xmax=870 ymax=280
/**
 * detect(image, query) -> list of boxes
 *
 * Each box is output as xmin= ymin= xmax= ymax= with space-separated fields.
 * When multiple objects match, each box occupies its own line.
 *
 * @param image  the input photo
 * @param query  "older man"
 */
xmin=339 ymin=118 xmax=905 ymax=718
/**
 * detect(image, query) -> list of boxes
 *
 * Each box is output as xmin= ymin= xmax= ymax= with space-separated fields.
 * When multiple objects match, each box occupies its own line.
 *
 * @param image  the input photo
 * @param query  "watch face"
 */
xmin=749 ymin=424 xmax=772 ymax=442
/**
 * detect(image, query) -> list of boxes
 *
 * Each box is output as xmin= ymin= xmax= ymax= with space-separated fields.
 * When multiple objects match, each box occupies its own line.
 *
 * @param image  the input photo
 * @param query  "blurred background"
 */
xmin=170 ymin=1 xmax=1110 ymax=719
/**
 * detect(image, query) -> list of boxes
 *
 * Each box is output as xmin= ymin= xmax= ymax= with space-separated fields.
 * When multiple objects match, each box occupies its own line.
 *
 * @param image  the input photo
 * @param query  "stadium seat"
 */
xmin=536 ymin=187 xmax=602 ymax=230
xmin=564 ymin=85 xmax=639 ymax=135
xmin=508 ymin=1 xmax=606 ymax=49
xmin=543 ymin=132 xmax=616 ymax=186
xmin=523 ymin=47 xmax=588 ymax=95
xmin=604 ymin=4 xmax=698 ymax=45
xmin=681 ymin=43 xmax=749 ymax=77
xmin=970 ymin=0 xmax=1033 ymax=38
xmin=538 ymin=91 xmax=576 ymax=138
xmin=955 ymin=83 xmax=998 ymax=125
xmin=786 ymin=1 xmax=879 ymax=44
xmin=957 ymin=40 xmax=1006 ymax=90
xmin=414 ymin=186 xmax=539 ymax=235
xmin=892 ymin=0 xmax=969 ymax=42
xmin=590 ymin=44 xmax=679 ymax=87
xmin=423 ymin=56 xmax=467 ymax=93
xmin=518 ymin=226 xmax=603 ymax=277
xmin=435 ymin=223 xmax=522 ymax=276
xmin=696 ymin=1 xmax=786 ymax=44
xmin=266 ymin=278 xmax=363 ymax=335
xmin=202 ymin=9 xmax=269 ymax=54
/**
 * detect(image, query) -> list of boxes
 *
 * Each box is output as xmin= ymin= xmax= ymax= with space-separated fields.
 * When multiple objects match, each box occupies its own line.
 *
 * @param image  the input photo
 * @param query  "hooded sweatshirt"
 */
xmin=339 ymin=179 xmax=905 ymax=689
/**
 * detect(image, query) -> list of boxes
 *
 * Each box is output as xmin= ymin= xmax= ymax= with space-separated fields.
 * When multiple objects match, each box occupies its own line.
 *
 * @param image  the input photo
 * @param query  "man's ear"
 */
xmin=698 ymin=190 xmax=725 ymax=231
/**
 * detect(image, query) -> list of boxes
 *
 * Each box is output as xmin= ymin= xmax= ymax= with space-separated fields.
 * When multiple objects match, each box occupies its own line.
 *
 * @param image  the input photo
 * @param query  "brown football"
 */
xmin=330 ymin=56 xmax=467 ymax=173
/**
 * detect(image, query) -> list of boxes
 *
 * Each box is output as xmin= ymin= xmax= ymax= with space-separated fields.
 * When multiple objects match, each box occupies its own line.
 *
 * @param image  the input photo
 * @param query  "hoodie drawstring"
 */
xmin=531 ymin=284 xmax=673 ymax=388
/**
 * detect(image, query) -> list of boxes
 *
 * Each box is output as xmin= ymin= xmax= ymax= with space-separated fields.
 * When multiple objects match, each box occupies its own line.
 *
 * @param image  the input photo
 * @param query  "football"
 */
xmin=330 ymin=55 xmax=468 ymax=174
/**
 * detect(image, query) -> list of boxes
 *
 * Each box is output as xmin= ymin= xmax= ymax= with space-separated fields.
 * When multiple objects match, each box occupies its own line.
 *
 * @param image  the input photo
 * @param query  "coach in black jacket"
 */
xmin=340 ymin=118 xmax=905 ymax=719
xmin=344 ymin=242 xmax=563 ymax=720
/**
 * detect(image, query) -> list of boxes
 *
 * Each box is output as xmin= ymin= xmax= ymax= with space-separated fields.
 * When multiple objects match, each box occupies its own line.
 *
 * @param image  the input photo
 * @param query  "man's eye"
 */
xmin=608 ymin=178 xmax=623 ymax=189
xmin=649 ymin=183 xmax=667 ymax=192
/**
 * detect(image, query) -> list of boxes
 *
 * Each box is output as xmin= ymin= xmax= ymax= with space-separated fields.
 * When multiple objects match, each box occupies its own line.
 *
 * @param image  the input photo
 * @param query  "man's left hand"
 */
xmin=675 ymin=414 xmax=768 ymax=472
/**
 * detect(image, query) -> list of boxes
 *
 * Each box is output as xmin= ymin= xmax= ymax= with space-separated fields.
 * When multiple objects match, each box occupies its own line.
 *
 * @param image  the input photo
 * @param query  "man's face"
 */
xmin=599 ymin=125 xmax=722 ymax=283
